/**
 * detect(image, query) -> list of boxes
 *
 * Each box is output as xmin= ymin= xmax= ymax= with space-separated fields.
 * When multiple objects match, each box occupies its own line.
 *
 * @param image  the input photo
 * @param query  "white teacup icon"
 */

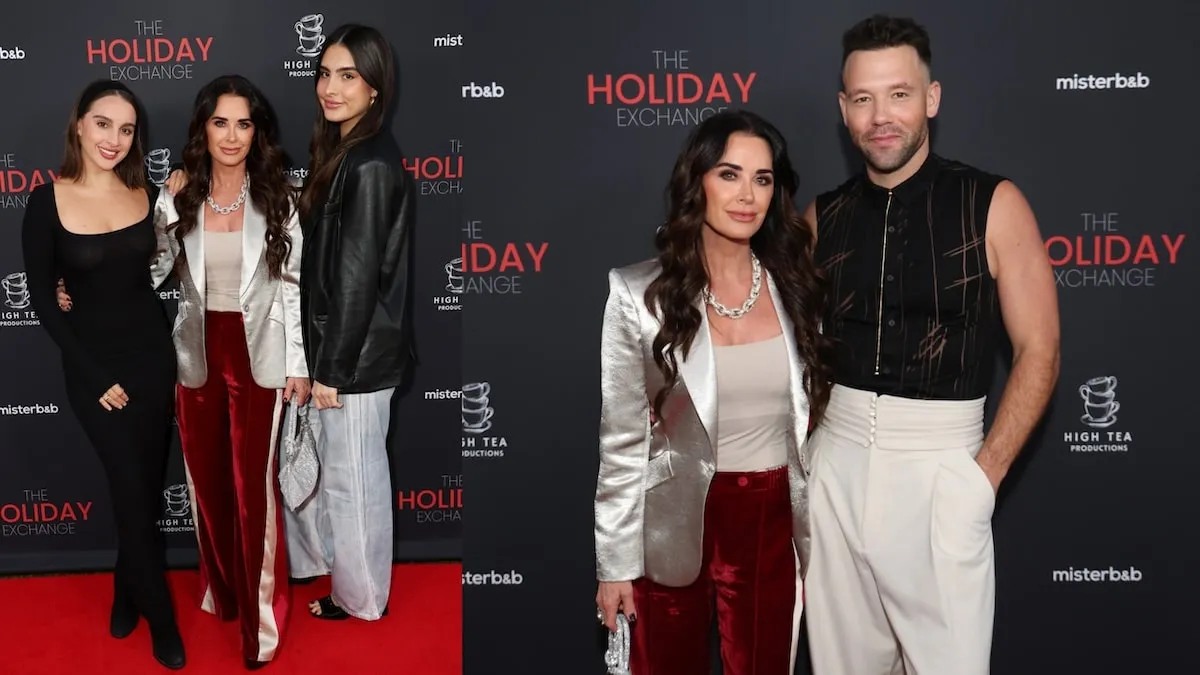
xmin=144 ymin=148 xmax=171 ymax=186
xmin=462 ymin=382 xmax=494 ymax=434
xmin=1079 ymin=376 xmax=1119 ymax=428
xmin=162 ymin=484 xmax=189 ymax=517
xmin=3 ymin=272 xmax=30 ymax=310
xmin=446 ymin=257 xmax=464 ymax=294
xmin=296 ymin=14 xmax=326 ymax=57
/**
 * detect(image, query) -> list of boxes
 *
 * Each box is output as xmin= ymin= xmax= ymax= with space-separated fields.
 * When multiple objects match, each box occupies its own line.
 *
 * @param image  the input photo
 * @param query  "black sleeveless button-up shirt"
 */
xmin=813 ymin=154 xmax=1007 ymax=400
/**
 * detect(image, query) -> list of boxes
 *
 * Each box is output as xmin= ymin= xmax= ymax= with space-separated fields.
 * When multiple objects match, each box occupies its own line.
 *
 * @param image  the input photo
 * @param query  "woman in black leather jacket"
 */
xmin=291 ymin=23 xmax=416 ymax=623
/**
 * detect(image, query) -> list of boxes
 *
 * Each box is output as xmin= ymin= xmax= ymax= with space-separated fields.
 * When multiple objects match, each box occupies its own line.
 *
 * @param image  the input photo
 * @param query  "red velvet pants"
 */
xmin=175 ymin=311 xmax=289 ymax=663
xmin=631 ymin=466 xmax=797 ymax=675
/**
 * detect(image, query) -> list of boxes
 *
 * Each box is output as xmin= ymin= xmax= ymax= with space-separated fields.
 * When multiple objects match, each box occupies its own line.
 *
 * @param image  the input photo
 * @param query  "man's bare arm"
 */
xmin=977 ymin=181 xmax=1061 ymax=487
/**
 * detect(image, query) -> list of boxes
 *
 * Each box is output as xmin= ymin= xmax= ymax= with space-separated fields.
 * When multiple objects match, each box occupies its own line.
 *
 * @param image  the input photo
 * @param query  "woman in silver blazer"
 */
xmin=60 ymin=75 xmax=307 ymax=670
xmin=594 ymin=110 xmax=835 ymax=675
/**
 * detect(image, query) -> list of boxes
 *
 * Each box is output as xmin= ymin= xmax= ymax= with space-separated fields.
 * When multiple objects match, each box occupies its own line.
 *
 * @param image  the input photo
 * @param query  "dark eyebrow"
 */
xmin=716 ymin=161 xmax=773 ymax=175
xmin=92 ymin=114 xmax=135 ymax=129
xmin=847 ymin=82 xmax=916 ymax=97
xmin=212 ymin=116 xmax=253 ymax=124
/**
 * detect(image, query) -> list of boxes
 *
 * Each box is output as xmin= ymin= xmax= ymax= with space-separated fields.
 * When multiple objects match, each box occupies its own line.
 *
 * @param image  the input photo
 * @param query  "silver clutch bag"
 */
xmin=605 ymin=613 xmax=631 ymax=675
xmin=278 ymin=400 xmax=319 ymax=511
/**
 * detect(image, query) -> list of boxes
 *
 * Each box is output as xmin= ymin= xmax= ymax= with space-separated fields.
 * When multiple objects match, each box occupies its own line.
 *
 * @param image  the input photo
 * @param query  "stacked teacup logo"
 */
xmin=445 ymin=257 xmax=464 ymax=295
xmin=462 ymin=382 xmax=494 ymax=434
xmin=1079 ymin=376 xmax=1119 ymax=429
xmin=295 ymin=14 xmax=326 ymax=57
xmin=163 ymin=484 xmax=189 ymax=517
xmin=144 ymin=148 xmax=171 ymax=187
xmin=3 ymin=272 xmax=30 ymax=310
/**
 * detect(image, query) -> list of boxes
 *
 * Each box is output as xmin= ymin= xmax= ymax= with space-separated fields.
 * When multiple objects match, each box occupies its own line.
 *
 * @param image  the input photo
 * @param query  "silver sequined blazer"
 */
xmin=594 ymin=259 xmax=814 ymax=588
xmin=148 ymin=188 xmax=308 ymax=390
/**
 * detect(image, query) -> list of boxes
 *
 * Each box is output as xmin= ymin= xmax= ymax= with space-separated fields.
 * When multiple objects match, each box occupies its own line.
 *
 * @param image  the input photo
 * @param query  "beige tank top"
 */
xmin=714 ymin=333 xmax=790 ymax=472
xmin=204 ymin=230 xmax=242 ymax=312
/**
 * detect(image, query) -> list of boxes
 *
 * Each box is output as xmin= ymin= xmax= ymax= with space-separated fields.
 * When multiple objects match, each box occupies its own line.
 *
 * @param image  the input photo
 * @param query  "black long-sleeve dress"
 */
xmin=20 ymin=182 xmax=179 ymax=629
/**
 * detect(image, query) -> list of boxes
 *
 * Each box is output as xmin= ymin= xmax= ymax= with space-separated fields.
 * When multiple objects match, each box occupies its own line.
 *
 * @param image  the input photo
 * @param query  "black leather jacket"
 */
xmin=300 ymin=131 xmax=417 ymax=395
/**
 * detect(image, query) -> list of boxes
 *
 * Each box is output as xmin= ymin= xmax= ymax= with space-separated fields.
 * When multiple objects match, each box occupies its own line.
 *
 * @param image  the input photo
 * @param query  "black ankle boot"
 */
xmin=109 ymin=594 xmax=139 ymax=639
xmin=150 ymin=626 xmax=186 ymax=670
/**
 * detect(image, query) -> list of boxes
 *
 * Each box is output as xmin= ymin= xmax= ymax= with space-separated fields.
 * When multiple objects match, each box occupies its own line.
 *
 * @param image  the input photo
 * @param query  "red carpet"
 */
xmin=1 ymin=563 xmax=461 ymax=674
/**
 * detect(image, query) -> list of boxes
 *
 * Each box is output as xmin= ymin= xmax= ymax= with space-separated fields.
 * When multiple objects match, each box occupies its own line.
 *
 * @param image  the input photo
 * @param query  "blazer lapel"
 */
xmin=241 ymin=198 xmax=266 ymax=299
xmin=767 ymin=273 xmax=810 ymax=469
xmin=676 ymin=301 xmax=718 ymax=452
xmin=183 ymin=209 xmax=205 ymax=295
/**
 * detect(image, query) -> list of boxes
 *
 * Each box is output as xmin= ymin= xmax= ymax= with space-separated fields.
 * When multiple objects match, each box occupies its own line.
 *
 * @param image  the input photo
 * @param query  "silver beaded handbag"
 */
xmin=605 ymin=614 xmax=631 ymax=675
xmin=278 ymin=400 xmax=319 ymax=511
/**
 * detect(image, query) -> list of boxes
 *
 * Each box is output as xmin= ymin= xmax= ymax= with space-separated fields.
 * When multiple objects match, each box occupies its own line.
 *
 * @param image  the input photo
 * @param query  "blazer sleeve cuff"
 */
xmin=286 ymin=348 xmax=309 ymax=379
xmin=595 ymin=556 xmax=644 ymax=584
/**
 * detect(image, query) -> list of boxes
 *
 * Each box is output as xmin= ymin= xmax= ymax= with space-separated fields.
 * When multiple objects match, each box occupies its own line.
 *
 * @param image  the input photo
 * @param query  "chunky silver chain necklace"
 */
xmin=206 ymin=174 xmax=249 ymax=215
xmin=703 ymin=252 xmax=762 ymax=319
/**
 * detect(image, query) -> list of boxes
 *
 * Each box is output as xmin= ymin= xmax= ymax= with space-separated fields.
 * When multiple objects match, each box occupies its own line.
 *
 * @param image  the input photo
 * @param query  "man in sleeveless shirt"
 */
xmin=801 ymin=15 xmax=1061 ymax=675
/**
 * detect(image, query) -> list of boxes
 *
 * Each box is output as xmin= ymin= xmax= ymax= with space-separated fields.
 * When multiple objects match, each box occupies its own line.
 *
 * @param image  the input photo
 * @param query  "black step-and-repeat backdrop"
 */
xmin=4 ymin=0 xmax=1200 ymax=672
xmin=0 ymin=2 xmax=464 ymax=573
xmin=460 ymin=1 xmax=1199 ymax=674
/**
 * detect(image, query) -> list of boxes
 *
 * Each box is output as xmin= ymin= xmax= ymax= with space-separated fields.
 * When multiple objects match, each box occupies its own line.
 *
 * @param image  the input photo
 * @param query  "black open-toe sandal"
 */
xmin=309 ymin=595 xmax=350 ymax=621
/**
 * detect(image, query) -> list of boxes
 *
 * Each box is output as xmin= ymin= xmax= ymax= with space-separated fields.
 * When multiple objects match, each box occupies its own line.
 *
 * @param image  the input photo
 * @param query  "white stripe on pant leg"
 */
xmin=788 ymin=547 xmax=802 ymax=675
xmin=282 ymin=401 xmax=333 ymax=578
xmin=322 ymin=388 xmax=395 ymax=621
xmin=255 ymin=390 xmax=285 ymax=661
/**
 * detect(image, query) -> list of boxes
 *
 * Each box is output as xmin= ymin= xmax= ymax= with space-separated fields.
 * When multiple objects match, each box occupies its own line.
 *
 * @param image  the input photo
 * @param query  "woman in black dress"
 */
xmin=20 ymin=80 xmax=185 ymax=670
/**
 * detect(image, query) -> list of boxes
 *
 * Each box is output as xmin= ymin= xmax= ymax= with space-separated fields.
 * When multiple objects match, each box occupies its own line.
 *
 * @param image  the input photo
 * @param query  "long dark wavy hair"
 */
xmin=297 ymin=24 xmax=395 ymax=223
xmin=646 ymin=109 xmax=835 ymax=427
xmin=59 ymin=79 xmax=148 ymax=189
xmin=171 ymin=75 xmax=295 ymax=279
